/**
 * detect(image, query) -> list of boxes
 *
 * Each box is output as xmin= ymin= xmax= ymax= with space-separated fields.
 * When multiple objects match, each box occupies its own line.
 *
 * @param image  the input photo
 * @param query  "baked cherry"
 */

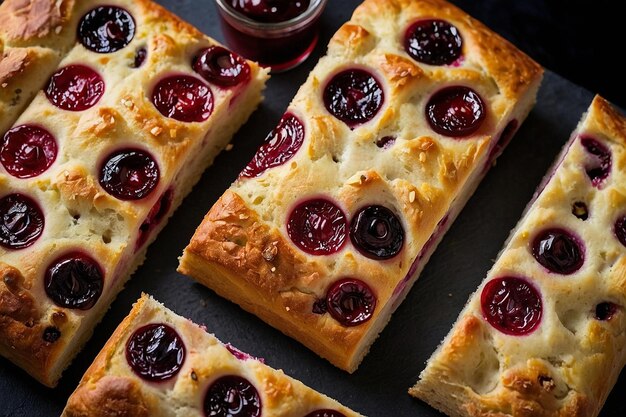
xmin=240 ymin=113 xmax=305 ymax=178
xmin=481 ymin=276 xmax=542 ymax=336
xmin=350 ymin=205 xmax=404 ymax=260
xmin=43 ymin=326 xmax=61 ymax=343
xmin=326 ymin=278 xmax=376 ymax=326
xmin=0 ymin=193 xmax=44 ymax=250
xmin=404 ymin=19 xmax=463 ymax=66
xmin=45 ymin=65 xmax=105 ymax=111
xmin=287 ymin=198 xmax=347 ymax=255
xmin=614 ymin=215 xmax=626 ymax=248
xmin=595 ymin=302 xmax=619 ymax=321
xmin=99 ymin=149 xmax=160 ymax=201
xmin=375 ymin=135 xmax=395 ymax=149
xmin=204 ymin=375 xmax=261 ymax=417
xmin=1 ymin=125 xmax=57 ymax=178
xmin=426 ymin=86 xmax=485 ymax=137
xmin=227 ymin=0 xmax=310 ymax=23
xmin=78 ymin=6 xmax=135 ymax=53
xmin=133 ymin=47 xmax=147 ymax=68
xmin=135 ymin=189 xmax=173 ymax=250
xmin=323 ymin=69 xmax=384 ymax=128
xmin=581 ymin=136 xmax=611 ymax=188
xmin=152 ymin=75 xmax=214 ymax=122
xmin=193 ymin=46 xmax=251 ymax=87
xmin=44 ymin=252 xmax=104 ymax=310
xmin=305 ymin=411 xmax=347 ymax=417
xmin=532 ymin=228 xmax=584 ymax=275
xmin=126 ymin=323 xmax=186 ymax=382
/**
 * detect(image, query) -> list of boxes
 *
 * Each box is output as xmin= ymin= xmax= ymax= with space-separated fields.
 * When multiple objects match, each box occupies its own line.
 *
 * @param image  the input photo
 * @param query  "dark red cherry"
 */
xmin=532 ymin=228 xmax=584 ymax=275
xmin=350 ymin=205 xmax=404 ymax=260
xmin=126 ymin=323 xmax=186 ymax=382
xmin=305 ymin=411 xmax=347 ymax=417
xmin=581 ymin=136 xmax=611 ymax=188
xmin=287 ymin=198 xmax=347 ymax=255
xmin=152 ymin=75 xmax=214 ymax=122
xmin=227 ymin=0 xmax=310 ymax=23
xmin=0 ymin=194 xmax=44 ymax=250
xmin=326 ymin=278 xmax=376 ymax=326
xmin=133 ymin=47 xmax=147 ymax=68
xmin=404 ymin=19 xmax=463 ymax=66
xmin=1 ymin=125 xmax=57 ymax=178
xmin=45 ymin=65 xmax=105 ymax=111
xmin=193 ymin=46 xmax=251 ymax=88
xmin=323 ymin=69 xmax=384 ymax=128
xmin=426 ymin=86 xmax=485 ymax=137
xmin=99 ymin=148 xmax=160 ymax=201
xmin=203 ymin=375 xmax=261 ymax=417
xmin=481 ymin=276 xmax=542 ymax=335
xmin=595 ymin=302 xmax=619 ymax=321
xmin=78 ymin=6 xmax=135 ymax=53
xmin=135 ymin=189 xmax=173 ymax=250
xmin=240 ymin=113 xmax=305 ymax=178
xmin=43 ymin=326 xmax=61 ymax=343
xmin=614 ymin=215 xmax=626 ymax=248
xmin=44 ymin=252 xmax=104 ymax=310
xmin=375 ymin=135 xmax=395 ymax=149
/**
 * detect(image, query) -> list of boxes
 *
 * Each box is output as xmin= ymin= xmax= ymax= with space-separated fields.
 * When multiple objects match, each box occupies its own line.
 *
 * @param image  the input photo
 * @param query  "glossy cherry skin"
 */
xmin=99 ymin=148 xmax=160 ymax=201
xmin=614 ymin=215 xmax=626 ymax=248
xmin=426 ymin=86 xmax=485 ymax=137
xmin=581 ymin=136 xmax=611 ymax=188
xmin=326 ymin=278 xmax=376 ymax=326
xmin=404 ymin=19 xmax=463 ymax=66
xmin=287 ymin=198 xmax=348 ymax=256
xmin=126 ymin=323 xmax=186 ymax=382
xmin=43 ymin=326 xmax=61 ymax=343
xmin=78 ymin=6 xmax=135 ymax=53
xmin=481 ymin=276 xmax=542 ymax=336
xmin=151 ymin=75 xmax=214 ymax=122
xmin=531 ymin=228 xmax=584 ymax=275
xmin=204 ymin=375 xmax=261 ymax=417
xmin=1 ymin=125 xmax=57 ymax=178
xmin=305 ymin=411 xmax=346 ymax=417
xmin=375 ymin=135 xmax=395 ymax=149
xmin=133 ymin=47 xmax=147 ymax=68
xmin=193 ymin=46 xmax=251 ymax=87
xmin=0 ymin=194 xmax=44 ymax=250
xmin=45 ymin=65 xmax=105 ymax=111
xmin=44 ymin=252 xmax=104 ymax=310
xmin=323 ymin=69 xmax=384 ymax=128
xmin=227 ymin=0 xmax=310 ymax=23
xmin=350 ymin=205 xmax=404 ymax=260
xmin=595 ymin=302 xmax=619 ymax=321
xmin=135 ymin=189 xmax=173 ymax=250
xmin=240 ymin=113 xmax=305 ymax=178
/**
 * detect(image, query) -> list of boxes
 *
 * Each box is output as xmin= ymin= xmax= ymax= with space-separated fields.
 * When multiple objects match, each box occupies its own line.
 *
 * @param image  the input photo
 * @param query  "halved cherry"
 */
xmin=45 ymin=65 xmax=105 ymax=111
xmin=286 ymin=198 xmax=347 ymax=255
xmin=44 ymin=252 xmax=104 ymax=310
xmin=350 ymin=205 xmax=404 ymax=260
xmin=426 ymin=86 xmax=485 ymax=137
xmin=595 ymin=302 xmax=619 ymax=321
xmin=326 ymin=278 xmax=376 ymax=326
xmin=305 ymin=411 xmax=347 ymax=417
xmin=481 ymin=276 xmax=542 ymax=335
xmin=581 ymin=136 xmax=611 ymax=188
xmin=203 ymin=375 xmax=261 ymax=417
xmin=240 ymin=113 xmax=305 ymax=178
xmin=0 ymin=193 xmax=44 ymax=250
xmin=323 ymin=68 xmax=384 ymax=128
xmin=126 ymin=323 xmax=186 ymax=382
xmin=614 ymin=215 xmax=626 ymax=248
xmin=404 ymin=19 xmax=463 ymax=66
xmin=193 ymin=46 xmax=251 ymax=87
xmin=99 ymin=148 xmax=159 ymax=201
xmin=135 ymin=189 xmax=173 ymax=250
xmin=78 ymin=6 xmax=135 ymax=53
xmin=531 ymin=228 xmax=584 ymax=275
xmin=151 ymin=75 xmax=214 ymax=122
xmin=133 ymin=47 xmax=147 ymax=68
xmin=1 ymin=125 xmax=57 ymax=178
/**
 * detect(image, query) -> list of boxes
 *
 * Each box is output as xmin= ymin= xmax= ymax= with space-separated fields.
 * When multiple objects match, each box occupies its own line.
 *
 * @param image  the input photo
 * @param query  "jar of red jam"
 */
xmin=214 ymin=0 xmax=328 ymax=72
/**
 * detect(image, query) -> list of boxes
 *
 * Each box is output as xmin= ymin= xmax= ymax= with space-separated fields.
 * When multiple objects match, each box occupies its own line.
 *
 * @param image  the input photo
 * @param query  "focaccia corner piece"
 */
xmin=0 ymin=0 xmax=268 ymax=387
xmin=179 ymin=0 xmax=543 ymax=372
xmin=62 ymin=294 xmax=364 ymax=417
xmin=411 ymin=95 xmax=626 ymax=417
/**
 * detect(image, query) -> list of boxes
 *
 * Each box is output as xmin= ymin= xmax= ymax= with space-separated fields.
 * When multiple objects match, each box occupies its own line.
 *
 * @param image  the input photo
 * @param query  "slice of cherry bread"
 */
xmin=62 ymin=294 xmax=363 ymax=417
xmin=411 ymin=95 xmax=626 ymax=417
xmin=179 ymin=0 xmax=543 ymax=372
xmin=0 ymin=0 xmax=268 ymax=387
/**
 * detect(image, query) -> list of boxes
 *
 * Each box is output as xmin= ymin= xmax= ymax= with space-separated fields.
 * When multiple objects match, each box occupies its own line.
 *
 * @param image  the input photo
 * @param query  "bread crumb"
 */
xmin=122 ymin=99 xmax=133 ymax=108
xmin=226 ymin=143 xmax=234 ymax=151
xmin=419 ymin=152 xmax=426 ymax=163
xmin=150 ymin=126 xmax=162 ymax=136
xmin=270 ymin=267 xmax=276 ymax=272
xmin=1 ymin=83 xmax=7 ymax=88
xmin=285 ymin=306 xmax=290 ymax=311
xmin=55 ymin=26 xmax=62 ymax=34
xmin=170 ymin=129 xmax=177 ymax=138
xmin=409 ymin=190 xmax=416 ymax=203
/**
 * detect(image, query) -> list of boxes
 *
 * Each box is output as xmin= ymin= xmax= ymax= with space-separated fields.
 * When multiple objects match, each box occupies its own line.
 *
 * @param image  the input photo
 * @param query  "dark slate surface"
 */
xmin=1 ymin=1 xmax=625 ymax=416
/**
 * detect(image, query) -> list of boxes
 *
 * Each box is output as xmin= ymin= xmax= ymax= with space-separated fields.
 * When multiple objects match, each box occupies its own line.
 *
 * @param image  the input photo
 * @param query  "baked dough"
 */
xmin=62 ymin=294 xmax=363 ymax=417
xmin=179 ymin=0 xmax=543 ymax=372
xmin=411 ymin=95 xmax=626 ymax=417
xmin=0 ymin=0 xmax=268 ymax=387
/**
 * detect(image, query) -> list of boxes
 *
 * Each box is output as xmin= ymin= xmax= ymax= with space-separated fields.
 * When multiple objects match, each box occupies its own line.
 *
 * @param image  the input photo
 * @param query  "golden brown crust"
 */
xmin=0 ymin=0 xmax=75 ymax=44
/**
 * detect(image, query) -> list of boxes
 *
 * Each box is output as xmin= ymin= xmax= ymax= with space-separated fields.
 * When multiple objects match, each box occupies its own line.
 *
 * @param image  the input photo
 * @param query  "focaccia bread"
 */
xmin=0 ymin=0 xmax=268 ymax=387
xmin=62 ymin=294 xmax=363 ymax=417
xmin=179 ymin=0 xmax=543 ymax=372
xmin=411 ymin=96 xmax=626 ymax=417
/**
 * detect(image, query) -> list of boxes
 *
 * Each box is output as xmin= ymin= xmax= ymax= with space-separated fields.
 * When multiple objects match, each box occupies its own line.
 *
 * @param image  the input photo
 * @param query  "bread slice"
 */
xmin=411 ymin=95 xmax=626 ymax=417
xmin=0 ymin=0 xmax=268 ymax=387
xmin=179 ymin=0 xmax=543 ymax=372
xmin=62 ymin=294 xmax=363 ymax=417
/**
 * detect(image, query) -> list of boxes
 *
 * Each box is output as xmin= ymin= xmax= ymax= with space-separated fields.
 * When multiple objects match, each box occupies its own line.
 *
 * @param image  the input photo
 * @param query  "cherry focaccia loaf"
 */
xmin=179 ymin=0 xmax=543 ymax=372
xmin=62 ymin=294 xmax=363 ymax=417
xmin=0 ymin=0 xmax=268 ymax=387
xmin=411 ymin=96 xmax=626 ymax=417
